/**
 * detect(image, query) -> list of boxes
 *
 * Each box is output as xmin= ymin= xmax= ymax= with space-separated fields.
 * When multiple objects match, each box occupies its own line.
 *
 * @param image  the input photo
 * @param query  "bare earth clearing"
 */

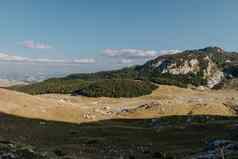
xmin=0 ymin=85 xmax=237 ymax=123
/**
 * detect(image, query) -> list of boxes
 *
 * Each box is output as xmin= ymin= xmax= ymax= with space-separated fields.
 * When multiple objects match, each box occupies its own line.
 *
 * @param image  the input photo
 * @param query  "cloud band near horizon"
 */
xmin=0 ymin=53 xmax=96 ymax=64
xmin=103 ymin=48 xmax=181 ymax=64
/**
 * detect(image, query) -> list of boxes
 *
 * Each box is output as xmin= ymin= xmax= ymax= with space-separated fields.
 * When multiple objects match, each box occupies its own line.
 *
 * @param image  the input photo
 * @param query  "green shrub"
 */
xmin=73 ymin=79 xmax=158 ymax=98
xmin=65 ymin=66 xmax=139 ymax=81
xmin=150 ymin=73 xmax=207 ymax=88
xmin=10 ymin=78 xmax=90 ymax=95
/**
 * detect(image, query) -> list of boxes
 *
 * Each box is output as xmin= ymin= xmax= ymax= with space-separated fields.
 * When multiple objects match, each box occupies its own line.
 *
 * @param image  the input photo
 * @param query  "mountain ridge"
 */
xmin=9 ymin=46 xmax=238 ymax=96
xmin=65 ymin=46 xmax=238 ymax=88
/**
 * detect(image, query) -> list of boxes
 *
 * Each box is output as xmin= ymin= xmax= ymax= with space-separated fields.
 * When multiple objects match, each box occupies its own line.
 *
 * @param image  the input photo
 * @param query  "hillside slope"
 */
xmin=0 ymin=88 xmax=87 ymax=123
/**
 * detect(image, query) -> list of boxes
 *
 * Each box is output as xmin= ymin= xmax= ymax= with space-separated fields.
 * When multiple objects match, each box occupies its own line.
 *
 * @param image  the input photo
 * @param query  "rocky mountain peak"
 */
xmin=138 ymin=47 xmax=238 ymax=88
xmin=198 ymin=46 xmax=224 ymax=53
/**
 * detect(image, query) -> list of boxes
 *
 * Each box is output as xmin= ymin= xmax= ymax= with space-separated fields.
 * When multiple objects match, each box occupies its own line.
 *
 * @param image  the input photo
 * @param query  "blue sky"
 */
xmin=0 ymin=0 xmax=238 ymax=79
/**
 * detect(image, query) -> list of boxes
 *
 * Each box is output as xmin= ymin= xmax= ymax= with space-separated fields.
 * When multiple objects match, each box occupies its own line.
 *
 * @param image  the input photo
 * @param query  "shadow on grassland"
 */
xmin=0 ymin=112 xmax=237 ymax=158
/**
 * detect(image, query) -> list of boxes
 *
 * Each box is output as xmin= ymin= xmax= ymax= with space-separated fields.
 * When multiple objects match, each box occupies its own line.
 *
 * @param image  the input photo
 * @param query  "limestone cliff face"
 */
xmin=152 ymin=57 xmax=224 ymax=88
xmin=203 ymin=57 xmax=224 ymax=88
xmin=142 ymin=47 xmax=231 ymax=88
xmin=155 ymin=58 xmax=200 ymax=75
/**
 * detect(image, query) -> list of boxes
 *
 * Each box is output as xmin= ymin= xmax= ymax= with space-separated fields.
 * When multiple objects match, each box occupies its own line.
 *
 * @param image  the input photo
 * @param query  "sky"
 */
xmin=0 ymin=0 xmax=238 ymax=80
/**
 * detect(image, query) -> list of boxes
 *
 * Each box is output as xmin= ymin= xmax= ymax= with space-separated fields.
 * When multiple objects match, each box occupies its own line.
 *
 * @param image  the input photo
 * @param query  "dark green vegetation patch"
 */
xmin=10 ymin=78 xmax=157 ymax=98
xmin=10 ymin=78 xmax=90 ymax=95
xmin=73 ymin=79 xmax=158 ymax=97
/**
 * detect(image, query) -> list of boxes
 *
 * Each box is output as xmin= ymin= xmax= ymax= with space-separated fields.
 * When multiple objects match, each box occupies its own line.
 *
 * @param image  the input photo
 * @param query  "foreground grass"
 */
xmin=0 ymin=113 xmax=237 ymax=158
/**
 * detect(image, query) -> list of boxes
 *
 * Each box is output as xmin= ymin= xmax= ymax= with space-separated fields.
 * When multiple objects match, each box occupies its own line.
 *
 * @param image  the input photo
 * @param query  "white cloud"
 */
xmin=22 ymin=40 xmax=52 ymax=49
xmin=0 ymin=53 xmax=96 ymax=64
xmin=103 ymin=48 xmax=158 ymax=59
xmin=159 ymin=49 xmax=181 ymax=55
xmin=0 ymin=53 xmax=30 ymax=62
xmin=103 ymin=48 xmax=182 ymax=61
xmin=120 ymin=59 xmax=133 ymax=64
xmin=72 ymin=58 xmax=96 ymax=64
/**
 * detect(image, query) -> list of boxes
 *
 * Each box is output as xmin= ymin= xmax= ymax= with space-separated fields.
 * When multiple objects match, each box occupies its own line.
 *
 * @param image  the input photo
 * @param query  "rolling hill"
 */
xmin=9 ymin=46 xmax=238 ymax=96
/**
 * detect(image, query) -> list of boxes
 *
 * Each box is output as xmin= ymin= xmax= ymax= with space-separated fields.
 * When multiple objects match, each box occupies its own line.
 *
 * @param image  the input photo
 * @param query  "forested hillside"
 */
xmin=10 ymin=47 xmax=238 ymax=97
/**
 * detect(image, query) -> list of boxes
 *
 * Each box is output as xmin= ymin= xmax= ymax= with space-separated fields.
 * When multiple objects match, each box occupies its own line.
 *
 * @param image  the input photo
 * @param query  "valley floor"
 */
xmin=0 ymin=85 xmax=238 ymax=158
xmin=0 ymin=85 xmax=237 ymax=123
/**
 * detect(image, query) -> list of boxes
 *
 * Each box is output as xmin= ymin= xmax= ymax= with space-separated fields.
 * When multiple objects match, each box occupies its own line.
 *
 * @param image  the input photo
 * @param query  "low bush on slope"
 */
xmin=150 ymin=73 xmax=207 ymax=88
xmin=9 ymin=78 xmax=157 ymax=98
xmin=65 ymin=66 xmax=139 ymax=81
xmin=10 ymin=78 xmax=90 ymax=95
xmin=73 ymin=79 xmax=158 ymax=98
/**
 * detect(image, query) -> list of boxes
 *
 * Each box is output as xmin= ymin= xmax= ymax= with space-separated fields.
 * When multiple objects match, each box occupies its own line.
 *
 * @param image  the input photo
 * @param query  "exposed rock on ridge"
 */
xmin=140 ymin=47 xmax=238 ymax=88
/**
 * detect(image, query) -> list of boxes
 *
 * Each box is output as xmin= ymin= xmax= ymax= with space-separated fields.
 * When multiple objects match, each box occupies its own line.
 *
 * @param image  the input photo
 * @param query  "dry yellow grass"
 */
xmin=0 ymin=85 xmax=236 ymax=123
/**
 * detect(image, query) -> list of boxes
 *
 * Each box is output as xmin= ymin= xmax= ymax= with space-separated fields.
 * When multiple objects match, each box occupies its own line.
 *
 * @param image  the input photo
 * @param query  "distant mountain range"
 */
xmin=0 ymin=72 xmax=67 ymax=86
xmin=9 ymin=47 xmax=238 ymax=96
